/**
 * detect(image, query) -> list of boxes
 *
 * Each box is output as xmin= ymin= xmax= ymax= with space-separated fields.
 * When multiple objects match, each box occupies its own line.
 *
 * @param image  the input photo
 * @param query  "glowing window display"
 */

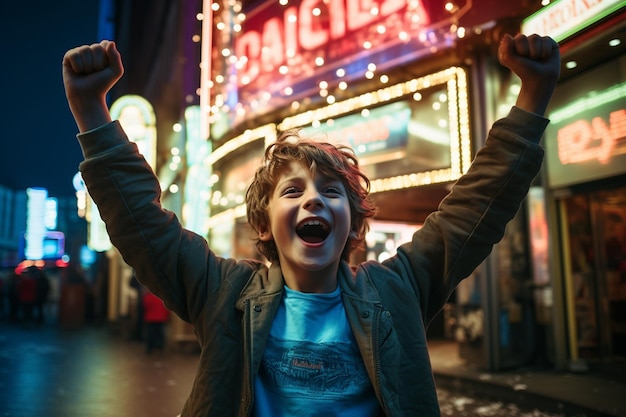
xmin=280 ymin=66 xmax=471 ymax=192
xmin=545 ymin=56 xmax=626 ymax=188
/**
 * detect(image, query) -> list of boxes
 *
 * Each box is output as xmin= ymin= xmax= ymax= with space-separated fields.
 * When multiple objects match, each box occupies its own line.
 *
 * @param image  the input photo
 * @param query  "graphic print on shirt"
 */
xmin=258 ymin=337 xmax=371 ymax=400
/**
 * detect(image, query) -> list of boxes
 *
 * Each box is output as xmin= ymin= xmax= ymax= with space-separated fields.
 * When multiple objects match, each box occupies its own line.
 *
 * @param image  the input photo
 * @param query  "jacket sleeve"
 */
xmin=76 ymin=121 xmax=243 ymax=323
xmin=388 ymin=106 xmax=548 ymax=322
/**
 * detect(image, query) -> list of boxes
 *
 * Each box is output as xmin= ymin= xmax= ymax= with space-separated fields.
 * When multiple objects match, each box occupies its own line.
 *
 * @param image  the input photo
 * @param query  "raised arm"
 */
xmin=393 ymin=33 xmax=560 ymax=321
xmin=62 ymin=40 xmax=124 ymax=133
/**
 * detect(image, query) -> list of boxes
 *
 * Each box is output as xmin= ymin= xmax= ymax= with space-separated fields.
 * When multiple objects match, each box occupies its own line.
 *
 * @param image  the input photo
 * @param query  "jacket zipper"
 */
xmin=239 ymin=299 xmax=252 ymax=417
xmin=372 ymin=302 xmax=388 ymax=415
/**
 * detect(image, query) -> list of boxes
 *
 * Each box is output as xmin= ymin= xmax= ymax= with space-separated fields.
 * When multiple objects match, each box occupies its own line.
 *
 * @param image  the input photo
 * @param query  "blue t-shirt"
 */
xmin=254 ymin=286 xmax=380 ymax=416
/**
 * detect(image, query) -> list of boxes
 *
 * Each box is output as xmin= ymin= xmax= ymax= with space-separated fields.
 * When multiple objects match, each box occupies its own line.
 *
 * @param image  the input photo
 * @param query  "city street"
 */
xmin=0 ymin=321 xmax=575 ymax=417
xmin=0 ymin=322 xmax=195 ymax=417
xmin=2 ymin=1 xmax=626 ymax=416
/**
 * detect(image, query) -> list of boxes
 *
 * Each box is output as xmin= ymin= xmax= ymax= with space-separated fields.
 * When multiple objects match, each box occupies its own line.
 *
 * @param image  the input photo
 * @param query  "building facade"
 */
xmin=101 ymin=0 xmax=626 ymax=376
xmin=523 ymin=0 xmax=626 ymax=374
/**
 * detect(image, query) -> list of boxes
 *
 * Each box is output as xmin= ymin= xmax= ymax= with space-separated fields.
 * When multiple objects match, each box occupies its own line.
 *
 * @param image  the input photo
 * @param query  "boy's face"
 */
xmin=259 ymin=161 xmax=351 ymax=291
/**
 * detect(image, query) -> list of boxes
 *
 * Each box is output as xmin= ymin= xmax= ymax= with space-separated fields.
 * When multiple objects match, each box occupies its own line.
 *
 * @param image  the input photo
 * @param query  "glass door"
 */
xmin=595 ymin=188 xmax=626 ymax=359
xmin=562 ymin=186 xmax=626 ymax=361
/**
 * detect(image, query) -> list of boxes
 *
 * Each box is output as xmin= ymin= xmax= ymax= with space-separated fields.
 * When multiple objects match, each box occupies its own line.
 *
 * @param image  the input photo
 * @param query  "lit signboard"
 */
xmin=86 ymin=195 xmax=112 ymax=252
xmin=545 ymin=57 xmax=626 ymax=188
xmin=18 ymin=231 xmax=65 ymax=261
xmin=522 ymin=0 xmax=625 ymax=42
xmin=86 ymin=95 xmax=157 ymax=252
xmin=41 ymin=231 xmax=65 ymax=259
xmin=110 ymin=95 xmax=157 ymax=169
xmin=24 ymin=188 xmax=48 ymax=260
xmin=22 ymin=187 xmax=66 ymax=261
xmin=183 ymin=105 xmax=213 ymax=236
xmin=279 ymin=66 xmax=471 ymax=192
xmin=301 ymin=101 xmax=411 ymax=159
xmin=206 ymin=0 xmax=473 ymax=129
xmin=300 ymin=99 xmax=453 ymax=182
xmin=234 ymin=0 xmax=432 ymax=90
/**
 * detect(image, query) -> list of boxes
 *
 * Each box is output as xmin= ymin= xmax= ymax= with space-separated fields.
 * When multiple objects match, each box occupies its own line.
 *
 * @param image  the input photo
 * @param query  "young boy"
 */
xmin=62 ymin=33 xmax=560 ymax=416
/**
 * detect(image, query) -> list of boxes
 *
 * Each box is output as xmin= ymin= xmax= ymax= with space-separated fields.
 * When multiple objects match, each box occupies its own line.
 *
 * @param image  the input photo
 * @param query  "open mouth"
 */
xmin=296 ymin=219 xmax=331 ymax=243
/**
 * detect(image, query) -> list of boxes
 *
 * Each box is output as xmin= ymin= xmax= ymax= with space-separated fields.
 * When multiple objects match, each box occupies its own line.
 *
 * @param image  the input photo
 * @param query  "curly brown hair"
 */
xmin=245 ymin=129 xmax=377 ymax=262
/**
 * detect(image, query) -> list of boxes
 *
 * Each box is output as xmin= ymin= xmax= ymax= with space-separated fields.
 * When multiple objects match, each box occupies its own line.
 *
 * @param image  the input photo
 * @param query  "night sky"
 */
xmin=1 ymin=1 xmax=101 ymax=198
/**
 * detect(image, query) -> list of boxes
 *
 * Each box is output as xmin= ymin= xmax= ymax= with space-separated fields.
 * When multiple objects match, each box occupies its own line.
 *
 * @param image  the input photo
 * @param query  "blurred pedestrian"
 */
xmin=59 ymin=263 xmax=87 ymax=329
xmin=129 ymin=270 xmax=144 ymax=342
xmin=18 ymin=268 xmax=37 ymax=326
xmin=33 ymin=267 xmax=50 ymax=325
xmin=7 ymin=271 xmax=19 ymax=323
xmin=142 ymin=289 xmax=170 ymax=354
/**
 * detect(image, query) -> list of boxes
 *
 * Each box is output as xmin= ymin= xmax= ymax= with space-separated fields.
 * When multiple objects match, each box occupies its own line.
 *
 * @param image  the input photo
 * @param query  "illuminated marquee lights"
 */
xmin=204 ymin=123 xmax=277 ymax=166
xmin=370 ymin=168 xmax=457 ymax=193
xmin=205 ymin=66 xmax=471 ymax=229
xmin=204 ymin=123 xmax=278 ymax=227
xmin=233 ymin=0 xmax=421 ymax=88
xmin=279 ymin=66 xmax=471 ymax=192
xmin=280 ymin=68 xmax=462 ymax=128
xmin=206 ymin=204 xmax=247 ymax=230
xmin=203 ymin=0 xmax=473 ymax=129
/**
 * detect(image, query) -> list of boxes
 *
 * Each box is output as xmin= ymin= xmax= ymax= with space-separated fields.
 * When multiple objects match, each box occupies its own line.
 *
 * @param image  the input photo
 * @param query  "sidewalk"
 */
xmin=429 ymin=340 xmax=626 ymax=417
xmin=0 ymin=322 xmax=198 ymax=417
xmin=2 ymin=321 xmax=624 ymax=417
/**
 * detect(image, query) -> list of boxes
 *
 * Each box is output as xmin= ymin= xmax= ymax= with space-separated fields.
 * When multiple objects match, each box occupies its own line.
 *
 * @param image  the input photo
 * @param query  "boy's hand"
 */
xmin=63 ymin=40 xmax=123 ymax=101
xmin=62 ymin=40 xmax=124 ymax=132
xmin=498 ymin=34 xmax=561 ymax=115
xmin=498 ymin=33 xmax=560 ymax=84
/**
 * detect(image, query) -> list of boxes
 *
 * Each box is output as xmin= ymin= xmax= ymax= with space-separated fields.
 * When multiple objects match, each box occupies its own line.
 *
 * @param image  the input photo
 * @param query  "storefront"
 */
xmin=522 ymin=0 xmax=626 ymax=372
xmin=198 ymin=0 xmax=561 ymax=371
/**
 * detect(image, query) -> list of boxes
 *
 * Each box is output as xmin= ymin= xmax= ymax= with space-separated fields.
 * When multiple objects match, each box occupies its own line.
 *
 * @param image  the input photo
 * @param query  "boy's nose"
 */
xmin=303 ymin=192 xmax=324 ymax=209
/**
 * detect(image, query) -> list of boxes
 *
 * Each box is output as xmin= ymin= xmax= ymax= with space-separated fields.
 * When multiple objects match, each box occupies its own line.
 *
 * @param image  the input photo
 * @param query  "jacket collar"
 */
xmin=235 ymin=262 xmax=284 ymax=311
xmin=337 ymin=260 xmax=383 ymax=303
xmin=235 ymin=259 xmax=384 ymax=309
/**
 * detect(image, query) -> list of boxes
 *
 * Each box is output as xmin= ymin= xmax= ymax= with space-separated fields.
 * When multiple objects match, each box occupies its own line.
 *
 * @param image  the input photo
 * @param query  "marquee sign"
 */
xmin=234 ymin=0 xmax=431 ymax=89
xmin=208 ymin=0 xmax=473 ymax=130
xmin=522 ymin=0 xmax=625 ymax=42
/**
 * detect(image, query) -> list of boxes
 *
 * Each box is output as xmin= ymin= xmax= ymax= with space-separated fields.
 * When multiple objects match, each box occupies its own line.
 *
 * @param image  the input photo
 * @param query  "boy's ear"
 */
xmin=258 ymin=225 xmax=273 ymax=241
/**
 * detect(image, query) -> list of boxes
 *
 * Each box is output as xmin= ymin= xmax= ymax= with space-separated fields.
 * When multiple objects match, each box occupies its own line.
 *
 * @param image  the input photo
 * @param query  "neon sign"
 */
xmin=234 ymin=0 xmax=423 ymax=88
xmin=557 ymin=109 xmax=626 ymax=165
xmin=207 ymin=0 xmax=472 ymax=129
xmin=522 ymin=0 xmax=625 ymax=42
xmin=25 ymin=187 xmax=48 ymax=260
xmin=546 ymin=78 xmax=626 ymax=188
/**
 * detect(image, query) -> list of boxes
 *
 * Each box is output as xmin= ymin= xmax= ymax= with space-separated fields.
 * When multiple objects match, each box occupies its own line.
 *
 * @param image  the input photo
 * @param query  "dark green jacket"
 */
xmin=78 ymin=106 xmax=547 ymax=416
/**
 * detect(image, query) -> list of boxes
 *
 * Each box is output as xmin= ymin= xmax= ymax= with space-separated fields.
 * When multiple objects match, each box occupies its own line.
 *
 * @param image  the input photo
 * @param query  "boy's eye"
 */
xmin=324 ymin=186 xmax=342 ymax=195
xmin=282 ymin=186 xmax=301 ymax=195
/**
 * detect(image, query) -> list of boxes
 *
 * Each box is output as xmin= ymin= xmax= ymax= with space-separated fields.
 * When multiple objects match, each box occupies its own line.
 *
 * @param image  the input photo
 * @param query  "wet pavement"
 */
xmin=429 ymin=341 xmax=626 ymax=417
xmin=0 ymin=322 xmax=197 ymax=417
xmin=1 ymin=321 xmax=624 ymax=417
